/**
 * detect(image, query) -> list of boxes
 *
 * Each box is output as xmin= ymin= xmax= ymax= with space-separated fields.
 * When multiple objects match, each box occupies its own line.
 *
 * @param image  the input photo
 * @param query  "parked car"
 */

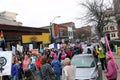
xmin=71 ymin=54 xmax=101 ymax=80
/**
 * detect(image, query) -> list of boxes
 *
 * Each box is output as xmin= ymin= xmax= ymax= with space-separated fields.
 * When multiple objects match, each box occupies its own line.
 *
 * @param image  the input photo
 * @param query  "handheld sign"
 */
xmin=0 ymin=51 xmax=12 ymax=76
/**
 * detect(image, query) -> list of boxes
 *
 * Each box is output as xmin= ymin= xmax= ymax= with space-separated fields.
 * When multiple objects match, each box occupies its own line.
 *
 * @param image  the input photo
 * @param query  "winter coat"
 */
xmin=23 ymin=59 xmax=30 ymax=71
xmin=62 ymin=65 xmax=76 ymax=80
xmin=96 ymin=47 xmax=105 ymax=58
xmin=36 ymin=57 xmax=42 ymax=69
xmin=40 ymin=63 xmax=55 ymax=80
xmin=105 ymin=59 xmax=118 ymax=80
xmin=11 ymin=64 xmax=19 ymax=77
xmin=51 ymin=59 xmax=61 ymax=74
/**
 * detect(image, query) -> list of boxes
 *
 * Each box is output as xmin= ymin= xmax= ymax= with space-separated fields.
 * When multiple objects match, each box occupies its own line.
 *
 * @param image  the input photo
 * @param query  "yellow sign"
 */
xmin=118 ymin=47 xmax=120 ymax=56
xmin=22 ymin=33 xmax=50 ymax=44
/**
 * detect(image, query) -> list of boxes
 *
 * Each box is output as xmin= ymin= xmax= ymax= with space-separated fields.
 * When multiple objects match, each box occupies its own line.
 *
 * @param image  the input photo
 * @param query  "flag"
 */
xmin=0 ymin=31 xmax=5 ymax=50
xmin=104 ymin=36 xmax=111 ymax=51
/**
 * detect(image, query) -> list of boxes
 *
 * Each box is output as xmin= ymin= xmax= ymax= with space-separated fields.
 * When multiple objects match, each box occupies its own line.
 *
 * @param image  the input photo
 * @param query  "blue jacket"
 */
xmin=11 ymin=63 xmax=19 ymax=76
xmin=51 ymin=59 xmax=61 ymax=74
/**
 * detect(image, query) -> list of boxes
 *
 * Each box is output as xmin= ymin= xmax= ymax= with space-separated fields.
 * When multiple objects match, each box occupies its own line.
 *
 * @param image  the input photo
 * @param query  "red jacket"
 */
xmin=36 ymin=57 xmax=42 ymax=69
xmin=67 ymin=49 xmax=72 ymax=57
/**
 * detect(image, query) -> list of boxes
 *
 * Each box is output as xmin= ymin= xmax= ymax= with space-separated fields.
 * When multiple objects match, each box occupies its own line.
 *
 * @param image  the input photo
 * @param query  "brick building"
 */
xmin=41 ymin=22 xmax=75 ymax=43
xmin=75 ymin=26 xmax=92 ymax=42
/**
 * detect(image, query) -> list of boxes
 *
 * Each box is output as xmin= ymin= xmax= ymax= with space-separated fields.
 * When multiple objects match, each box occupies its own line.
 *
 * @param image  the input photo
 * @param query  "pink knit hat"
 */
xmin=50 ymin=52 xmax=55 ymax=57
xmin=53 ymin=54 xmax=58 ymax=59
xmin=106 ymin=51 xmax=113 ymax=58
xmin=61 ymin=54 xmax=66 ymax=59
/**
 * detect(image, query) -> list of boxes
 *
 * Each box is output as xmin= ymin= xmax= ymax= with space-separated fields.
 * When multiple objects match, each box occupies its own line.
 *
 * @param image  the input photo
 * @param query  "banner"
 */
xmin=0 ymin=51 xmax=12 ymax=76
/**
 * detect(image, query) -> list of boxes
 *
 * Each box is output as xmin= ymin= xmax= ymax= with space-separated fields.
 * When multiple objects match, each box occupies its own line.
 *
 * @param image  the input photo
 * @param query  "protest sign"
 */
xmin=31 ymin=49 xmax=39 ymax=54
xmin=29 ymin=44 xmax=33 ymax=51
xmin=17 ymin=44 xmax=23 ymax=53
xmin=12 ymin=46 xmax=16 ymax=55
xmin=0 ymin=51 xmax=12 ymax=76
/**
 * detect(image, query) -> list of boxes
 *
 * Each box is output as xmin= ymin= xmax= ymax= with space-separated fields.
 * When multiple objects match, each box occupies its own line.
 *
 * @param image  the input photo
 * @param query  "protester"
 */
xmin=51 ymin=54 xmax=61 ymax=80
xmin=11 ymin=56 xmax=19 ymax=80
xmin=22 ymin=54 xmax=30 ymax=79
xmin=35 ymin=54 xmax=42 ymax=70
xmin=60 ymin=54 xmax=66 ymax=75
xmin=93 ymin=46 xmax=98 ymax=64
xmin=28 ymin=58 xmax=36 ymax=73
xmin=66 ymin=48 xmax=73 ymax=59
xmin=105 ymin=51 xmax=119 ymax=80
xmin=62 ymin=58 xmax=76 ymax=80
xmin=40 ymin=57 xmax=55 ymax=80
xmin=96 ymin=45 xmax=107 ymax=70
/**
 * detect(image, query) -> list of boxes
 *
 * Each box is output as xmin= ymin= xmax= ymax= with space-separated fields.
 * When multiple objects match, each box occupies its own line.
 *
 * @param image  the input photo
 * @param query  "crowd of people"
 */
xmin=7 ymin=42 xmax=82 ymax=80
xmin=1 ymin=42 xmax=119 ymax=80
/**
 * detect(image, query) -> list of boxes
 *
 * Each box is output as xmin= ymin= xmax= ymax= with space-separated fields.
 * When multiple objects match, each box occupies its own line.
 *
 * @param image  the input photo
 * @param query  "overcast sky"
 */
xmin=0 ymin=0 xmax=112 ymax=28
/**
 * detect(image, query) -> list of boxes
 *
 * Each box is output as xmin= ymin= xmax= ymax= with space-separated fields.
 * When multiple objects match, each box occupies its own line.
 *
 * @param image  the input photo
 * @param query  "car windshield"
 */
xmin=71 ymin=55 xmax=95 ymax=68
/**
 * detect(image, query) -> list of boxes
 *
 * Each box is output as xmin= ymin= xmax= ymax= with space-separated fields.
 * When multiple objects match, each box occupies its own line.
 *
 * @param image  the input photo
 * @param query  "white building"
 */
xmin=0 ymin=11 xmax=22 ymax=26
xmin=103 ymin=8 xmax=119 ymax=40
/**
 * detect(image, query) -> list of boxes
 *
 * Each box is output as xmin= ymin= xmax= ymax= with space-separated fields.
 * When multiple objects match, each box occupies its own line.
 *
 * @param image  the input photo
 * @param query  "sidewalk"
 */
xmin=102 ymin=54 xmax=120 ymax=80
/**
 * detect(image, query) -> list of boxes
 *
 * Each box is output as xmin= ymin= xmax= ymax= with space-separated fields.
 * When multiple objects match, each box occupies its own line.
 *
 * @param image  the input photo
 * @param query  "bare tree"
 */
xmin=79 ymin=0 xmax=112 ymax=39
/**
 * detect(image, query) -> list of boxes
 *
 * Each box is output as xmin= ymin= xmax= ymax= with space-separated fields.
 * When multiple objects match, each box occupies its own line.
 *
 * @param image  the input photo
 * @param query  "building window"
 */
xmin=105 ymin=27 xmax=106 ymax=31
xmin=60 ymin=29 xmax=67 ymax=36
xmin=71 ymin=32 xmax=73 ymax=36
xmin=111 ymin=33 xmax=115 ymax=37
xmin=68 ymin=31 xmax=70 ymax=36
xmin=60 ymin=29 xmax=64 ymax=36
xmin=110 ymin=26 xmax=115 ymax=30
xmin=68 ymin=31 xmax=73 ymax=36
xmin=107 ymin=27 xmax=108 ymax=31
xmin=117 ymin=33 xmax=119 ymax=37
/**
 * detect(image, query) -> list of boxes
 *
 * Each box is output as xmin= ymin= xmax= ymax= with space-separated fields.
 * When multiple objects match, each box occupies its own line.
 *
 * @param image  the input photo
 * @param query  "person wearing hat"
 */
xmin=96 ymin=45 xmax=107 ymax=70
xmin=105 ymin=51 xmax=119 ymax=80
xmin=62 ymin=58 xmax=76 ymax=80
xmin=51 ymin=54 xmax=61 ymax=80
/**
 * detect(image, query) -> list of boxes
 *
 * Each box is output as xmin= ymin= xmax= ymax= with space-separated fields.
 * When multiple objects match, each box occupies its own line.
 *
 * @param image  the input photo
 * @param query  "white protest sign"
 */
xmin=49 ymin=44 xmax=54 ymax=49
xmin=57 ymin=44 xmax=60 ymax=49
xmin=29 ymin=44 xmax=33 ymax=51
xmin=0 ymin=51 xmax=12 ymax=76
xmin=12 ymin=46 xmax=16 ymax=55
xmin=17 ymin=44 xmax=23 ymax=53
xmin=101 ymin=37 xmax=105 ymax=44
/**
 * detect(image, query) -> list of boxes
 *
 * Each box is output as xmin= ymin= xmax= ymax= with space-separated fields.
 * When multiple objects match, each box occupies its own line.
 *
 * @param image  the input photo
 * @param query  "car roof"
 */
xmin=73 ymin=54 xmax=93 ymax=57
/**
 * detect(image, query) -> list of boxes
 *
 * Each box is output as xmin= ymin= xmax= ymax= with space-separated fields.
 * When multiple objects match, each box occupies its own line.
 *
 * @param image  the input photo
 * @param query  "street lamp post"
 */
xmin=50 ymin=16 xmax=61 ymax=43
